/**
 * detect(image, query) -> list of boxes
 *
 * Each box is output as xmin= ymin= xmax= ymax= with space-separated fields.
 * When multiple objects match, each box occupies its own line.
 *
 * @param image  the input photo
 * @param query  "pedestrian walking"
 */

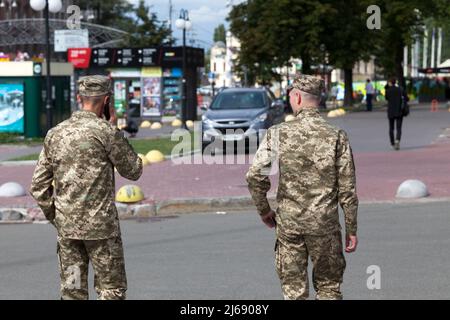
xmin=330 ymin=83 xmax=338 ymax=108
xmin=30 ymin=75 xmax=143 ymax=300
xmin=365 ymin=79 xmax=375 ymax=111
xmin=385 ymin=78 xmax=406 ymax=151
xmin=444 ymin=78 xmax=450 ymax=108
xmin=246 ymin=74 xmax=358 ymax=300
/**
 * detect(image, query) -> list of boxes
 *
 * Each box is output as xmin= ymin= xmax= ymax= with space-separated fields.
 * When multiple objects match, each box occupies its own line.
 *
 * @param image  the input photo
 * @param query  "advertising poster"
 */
xmin=113 ymin=80 xmax=127 ymax=116
xmin=0 ymin=83 xmax=25 ymax=133
xmin=142 ymin=77 xmax=162 ymax=117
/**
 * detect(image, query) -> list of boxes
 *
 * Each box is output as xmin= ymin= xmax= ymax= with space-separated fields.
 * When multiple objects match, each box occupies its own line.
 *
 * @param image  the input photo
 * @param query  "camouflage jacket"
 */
xmin=31 ymin=110 xmax=143 ymax=240
xmin=246 ymin=108 xmax=358 ymax=237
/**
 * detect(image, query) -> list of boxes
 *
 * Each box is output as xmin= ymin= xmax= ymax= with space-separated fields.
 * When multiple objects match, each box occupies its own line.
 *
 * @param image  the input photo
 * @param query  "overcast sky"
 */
xmin=128 ymin=0 xmax=245 ymax=48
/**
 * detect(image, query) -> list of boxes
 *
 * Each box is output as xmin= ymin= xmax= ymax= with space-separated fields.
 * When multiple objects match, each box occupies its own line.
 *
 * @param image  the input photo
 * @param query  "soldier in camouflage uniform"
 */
xmin=246 ymin=74 xmax=358 ymax=300
xmin=30 ymin=75 xmax=143 ymax=300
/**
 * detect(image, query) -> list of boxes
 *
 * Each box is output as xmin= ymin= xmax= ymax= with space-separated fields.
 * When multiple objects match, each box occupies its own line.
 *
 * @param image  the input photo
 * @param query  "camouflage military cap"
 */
xmin=77 ymin=75 xmax=112 ymax=97
xmin=287 ymin=74 xmax=325 ymax=97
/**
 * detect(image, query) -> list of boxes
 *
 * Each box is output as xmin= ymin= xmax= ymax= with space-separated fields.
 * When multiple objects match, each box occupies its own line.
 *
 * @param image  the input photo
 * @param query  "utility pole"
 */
xmin=423 ymin=28 xmax=428 ymax=68
xmin=431 ymin=28 xmax=436 ymax=69
xmin=169 ymin=0 xmax=173 ymax=41
xmin=437 ymin=28 xmax=443 ymax=68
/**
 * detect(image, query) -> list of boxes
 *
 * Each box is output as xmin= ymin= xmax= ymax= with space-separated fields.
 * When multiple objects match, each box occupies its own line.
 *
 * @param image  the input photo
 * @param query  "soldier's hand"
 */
xmin=261 ymin=210 xmax=276 ymax=229
xmin=345 ymin=235 xmax=358 ymax=253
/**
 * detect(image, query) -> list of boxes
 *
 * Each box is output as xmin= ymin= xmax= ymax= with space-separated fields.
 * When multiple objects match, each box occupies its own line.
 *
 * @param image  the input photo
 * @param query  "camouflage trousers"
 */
xmin=275 ymin=231 xmax=346 ymax=300
xmin=56 ymin=236 xmax=127 ymax=300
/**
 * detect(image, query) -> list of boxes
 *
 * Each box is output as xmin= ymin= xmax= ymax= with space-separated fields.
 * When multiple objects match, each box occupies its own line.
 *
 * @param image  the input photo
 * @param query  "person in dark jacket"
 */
xmin=122 ymin=107 xmax=139 ymax=138
xmin=444 ymin=78 xmax=450 ymax=107
xmin=385 ymin=78 xmax=405 ymax=150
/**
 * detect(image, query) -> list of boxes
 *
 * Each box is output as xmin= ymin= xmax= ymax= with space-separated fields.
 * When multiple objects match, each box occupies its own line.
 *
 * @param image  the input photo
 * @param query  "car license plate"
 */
xmin=223 ymin=134 xmax=244 ymax=141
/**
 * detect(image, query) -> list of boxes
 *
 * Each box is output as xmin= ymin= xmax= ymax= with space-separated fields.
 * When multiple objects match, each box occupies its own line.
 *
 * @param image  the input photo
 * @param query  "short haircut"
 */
xmin=79 ymin=94 xmax=107 ymax=107
xmin=299 ymin=90 xmax=320 ymax=102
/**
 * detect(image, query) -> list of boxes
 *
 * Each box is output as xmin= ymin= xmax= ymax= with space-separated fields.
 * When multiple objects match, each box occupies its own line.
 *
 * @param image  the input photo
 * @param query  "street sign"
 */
xmin=85 ymin=47 xmax=205 ymax=69
xmin=67 ymin=48 xmax=92 ymax=69
xmin=54 ymin=29 xmax=89 ymax=53
xmin=91 ymin=48 xmax=158 ymax=68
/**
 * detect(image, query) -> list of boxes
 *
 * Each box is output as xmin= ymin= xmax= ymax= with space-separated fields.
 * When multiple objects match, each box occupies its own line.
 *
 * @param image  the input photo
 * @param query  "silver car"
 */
xmin=201 ymin=87 xmax=285 ymax=152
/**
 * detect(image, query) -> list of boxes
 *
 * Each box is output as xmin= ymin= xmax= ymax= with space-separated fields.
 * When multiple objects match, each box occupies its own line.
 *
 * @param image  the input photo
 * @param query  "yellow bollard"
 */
xmin=146 ymin=150 xmax=165 ymax=164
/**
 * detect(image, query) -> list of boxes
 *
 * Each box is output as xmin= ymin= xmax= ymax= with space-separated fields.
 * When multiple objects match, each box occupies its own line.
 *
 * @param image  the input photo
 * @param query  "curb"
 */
xmin=0 ymin=160 xmax=37 ymax=166
xmin=2 ymin=195 xmax=450 ymax=224
xmin=359 ymin=196 xmax=450 ymax=205
xmin=154 ymin=196 xmax=450 ymax=214
xmin=155 ymin=196 xmax=277 ymax=215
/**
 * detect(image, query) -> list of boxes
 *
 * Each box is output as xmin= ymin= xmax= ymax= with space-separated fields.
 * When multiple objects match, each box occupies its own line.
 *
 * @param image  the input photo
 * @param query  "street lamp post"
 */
xmin=374 ymin=58 xmax=378 ymax=101
xmin=320 ymin=43 xmax=327 ymax=82
xmin=176 ymin=9 xmax=192 ymax=130
xmin=30 ymin=0 xmax=62 ymax=133
xmin=320 ymin=44 xmax=327 ymax=109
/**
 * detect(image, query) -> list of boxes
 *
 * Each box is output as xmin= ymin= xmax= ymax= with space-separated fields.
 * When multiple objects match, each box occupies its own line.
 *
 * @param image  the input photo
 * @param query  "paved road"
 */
xmin=328 ymin=106 xmax=450 ymax=153
xmin=0 ymin=145 xmax=43 ymax=162
xmin=1 ymin=201 xmax=449 ymax=300
xmin=134 ymin=105 xmax=450 ymax=153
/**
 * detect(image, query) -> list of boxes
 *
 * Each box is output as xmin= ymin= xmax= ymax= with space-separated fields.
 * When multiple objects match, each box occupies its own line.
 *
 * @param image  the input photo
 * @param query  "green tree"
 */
xmin=320 ymin=0 xmax=374 ymax=106
xmin=126 ymin=0 xmax=173 ymax=47
xmin=371 ymin=0 xmax=450 ymax=89
xmin=75 ymin=0 xmax=173 ymax=47
xmin=213 ymin=24 xmax=227 ymax=43
xmin=75 ymin=0 xmax=135 ymax=33
xmin=227 ymin=0 xmax=449 ymax=102
xmin=228 ymin=0 xmax=330 ymax=85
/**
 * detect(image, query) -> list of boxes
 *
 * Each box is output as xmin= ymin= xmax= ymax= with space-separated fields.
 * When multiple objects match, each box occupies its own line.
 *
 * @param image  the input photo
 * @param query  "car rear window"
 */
xmin=210 ymin=91 xmax=265 ymax=110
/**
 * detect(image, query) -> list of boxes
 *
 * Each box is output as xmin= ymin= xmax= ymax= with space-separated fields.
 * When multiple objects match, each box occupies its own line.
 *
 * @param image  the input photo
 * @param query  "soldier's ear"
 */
xmin=297 ymin=92 xmax=302 ymax=105
xmin=103 ymin=95 xmax=111 ymax=106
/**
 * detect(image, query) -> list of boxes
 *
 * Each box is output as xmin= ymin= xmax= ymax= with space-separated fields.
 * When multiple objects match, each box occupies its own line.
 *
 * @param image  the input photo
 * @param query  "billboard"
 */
xmin=142 ymin=77 xmax=162 ymax=117
xmin=0 ymin=83 xmax=25 ymax=133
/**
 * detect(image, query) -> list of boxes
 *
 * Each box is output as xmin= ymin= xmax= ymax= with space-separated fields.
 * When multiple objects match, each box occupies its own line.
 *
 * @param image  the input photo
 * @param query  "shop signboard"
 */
xmin=68 ymin=48 xmax=92 ymax=69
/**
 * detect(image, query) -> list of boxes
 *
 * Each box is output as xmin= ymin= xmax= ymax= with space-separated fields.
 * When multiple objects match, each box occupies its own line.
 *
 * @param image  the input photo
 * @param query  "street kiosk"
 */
xmin=0 ymin=61 xmax=73 ymax=138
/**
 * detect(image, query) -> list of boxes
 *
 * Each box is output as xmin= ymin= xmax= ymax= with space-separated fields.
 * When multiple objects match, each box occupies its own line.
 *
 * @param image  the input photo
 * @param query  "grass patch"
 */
xmin=130 ymin=133 xmax=199 ymax=156
xmin=8 ymin=153 xmax=40 ymax=161
xmin=4 ymin=134 xmax=200 ymax=162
